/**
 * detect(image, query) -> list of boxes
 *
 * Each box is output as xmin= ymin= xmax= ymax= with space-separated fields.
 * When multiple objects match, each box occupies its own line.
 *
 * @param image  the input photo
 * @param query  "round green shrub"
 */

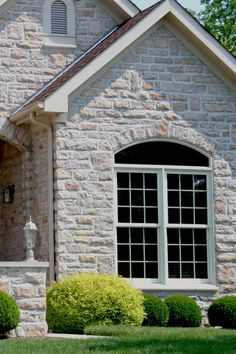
xmin=0 ymin=291 xmax=20 ymax=334
xmin=46 ymin=273 xmax=145 ymax=334
xmin=164 ymin=295 xmax=202 ymax=327
xmin=142 ymin=294 xmax=169 ymax=327
xmin=208 ymin=296 xmax=236 ymax=329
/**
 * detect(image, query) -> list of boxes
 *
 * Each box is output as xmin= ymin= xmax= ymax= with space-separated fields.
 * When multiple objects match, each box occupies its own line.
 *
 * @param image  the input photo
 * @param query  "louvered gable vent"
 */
xmin=51 ymin=0 xmax=67 ymax=35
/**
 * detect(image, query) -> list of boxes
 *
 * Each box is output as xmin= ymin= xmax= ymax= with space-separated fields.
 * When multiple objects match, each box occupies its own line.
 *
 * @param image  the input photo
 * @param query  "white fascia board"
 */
xmin=0 ymin=0 xmax=14 ymax=12
xmin=44 ymin=0 xmax=171 ymax=112
xmin=169 ymin=0 xmax=236 ymax=76
xmin=97 ymin=0 xmax=139 ymax=22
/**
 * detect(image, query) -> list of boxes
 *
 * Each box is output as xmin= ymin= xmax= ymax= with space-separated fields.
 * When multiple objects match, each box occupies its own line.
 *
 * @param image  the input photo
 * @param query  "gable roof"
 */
xmin=10 ymin=0 xmax=236 ymax=123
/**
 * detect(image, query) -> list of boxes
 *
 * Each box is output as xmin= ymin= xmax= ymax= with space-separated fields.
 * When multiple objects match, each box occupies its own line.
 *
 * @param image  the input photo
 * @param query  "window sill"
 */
xmin=43 ymin=35 xmax=76 ymax=48
xmin=129 ymin=280 xmax=218 ymax=292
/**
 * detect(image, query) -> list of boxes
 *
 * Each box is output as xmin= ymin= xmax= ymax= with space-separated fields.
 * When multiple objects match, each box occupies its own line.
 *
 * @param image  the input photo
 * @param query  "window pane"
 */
xmin=182 ymin=208 xmax=194 ymax=224
xmin=182 ymin=263 xmax=194 ymax=278
xmin=168 ymin=174 xmax=179 ymax=189
xmin=145 ymin=245 xmax=157 ymax=261
xmin=181 ymin=175 xmax=193 ymax=190
xmin=168 ymin=246 xmax=179 ymax=261
xmin=168 ymin=208 xmax=180 ymax=223
xmin=145 ymin=228 xmax=158 ymax=243
xmin=168 ymin=191 xmax=180 ymax=206
xmin=181 ymin=192 xmax=193 ymax=207
xmin=117 ymin=173 xmax=129 ymax=188
xmin=118 ymin=245 xmax=129 ymax=261
xmin=195 ymin=209 xmax=207 ymax=224
xmin=131 ymin=245 xmax=144 ymax=261
xmin=118 ymin=263 xmax=130 ymax=278
xmin=168 ymin=263 xmax=180 ymax=278
xmin=196 ymin=263 xmax=208 ymax=278
xmin=131 ymin=228 xmax=143 ymax=243
xmin=146 ymin=208 xmax=158 ymax=223
xmin=145 ymin=174 xmax=157 ymax=189
xmin=115 ymin=142 xmax=209 ymax=166
xmin=131 ymin=190 xmax=144 ymax=206
xmin=132 ymin=208 xmax=144 ymax=223
xmin=194 ymin=175 xmax=207 ymax=190
xmin=118 ymin=207 xmax=130 ymax=222
xmin=132 ymin=263 xmax=144 ymax=278
xmin=167 ymin=229 xmax=179 ymax=244
xmin=194 ymin=229 xmax=206 ymax=244
xmin=146 ymin=263 xmax=158 ymax=278
xmin=181 ymin=229 xmax=193 ymax=244
xmin=131 ymin=173 xmax=143 ymax=188
xmin=146 ymin=191 xmax=157 ymax=206
xmin=118 ymin=190 xmax=129 ymax=206
xmin=195 ymin=192 xmax=207 ymax=207
xmin=117 ymin=228 xmax=129 ymax=243
xmin=195 ymin=246 xmax=207 ymax=261
xmin=181 ymin=246 xmax=193 ymax=261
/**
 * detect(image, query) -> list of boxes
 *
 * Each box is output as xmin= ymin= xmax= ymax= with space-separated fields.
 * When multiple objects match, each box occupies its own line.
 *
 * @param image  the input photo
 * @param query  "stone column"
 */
xmin=0 ymin=262 xmax=49 ymax=337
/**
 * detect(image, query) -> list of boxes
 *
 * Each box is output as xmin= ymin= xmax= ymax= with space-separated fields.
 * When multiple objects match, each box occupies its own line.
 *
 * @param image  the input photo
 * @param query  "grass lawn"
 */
xmin=0 ymin=327 xmax=235 ymax=354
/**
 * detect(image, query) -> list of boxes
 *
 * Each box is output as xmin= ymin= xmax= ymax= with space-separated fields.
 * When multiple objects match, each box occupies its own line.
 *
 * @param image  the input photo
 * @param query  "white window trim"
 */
xmin=43 ymin=0 xmax=76 ymax=48
xmin=114 ymin=163 xmax=216 ymax=291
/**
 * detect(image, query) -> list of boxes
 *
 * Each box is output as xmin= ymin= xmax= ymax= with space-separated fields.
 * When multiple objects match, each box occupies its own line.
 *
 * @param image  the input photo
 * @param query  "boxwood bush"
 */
xmin=164 ymin=295 xmax=202 ymax=327
xmin=208 ymin=296 xmax=236 ymax=329
xmin=46 ymin=273 xmax=145 ymax=334
xmin=142 ymin=294 xmax=169 ymax=327
xmin=0 ymin=290 xmax=20 ymax=335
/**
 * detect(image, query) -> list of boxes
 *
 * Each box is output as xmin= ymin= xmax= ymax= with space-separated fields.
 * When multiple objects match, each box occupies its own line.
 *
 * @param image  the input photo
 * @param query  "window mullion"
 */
xmin=159 ymin=169 xmax=168 ymax=284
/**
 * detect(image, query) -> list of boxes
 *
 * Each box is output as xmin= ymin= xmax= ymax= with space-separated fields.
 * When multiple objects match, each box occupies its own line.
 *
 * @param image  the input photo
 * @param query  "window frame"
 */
xmin=43 ymin=0 xmax=76 ymax=48
xmin=114 ymin=143 xmax=216 ymax=291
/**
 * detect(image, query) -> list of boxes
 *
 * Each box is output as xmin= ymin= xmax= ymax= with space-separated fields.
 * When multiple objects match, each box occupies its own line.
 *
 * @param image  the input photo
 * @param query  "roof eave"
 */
xmin=9 ymin=102 xmax=45 ymax=124
xmin=97 ymin=0 xmax=139 ymax=22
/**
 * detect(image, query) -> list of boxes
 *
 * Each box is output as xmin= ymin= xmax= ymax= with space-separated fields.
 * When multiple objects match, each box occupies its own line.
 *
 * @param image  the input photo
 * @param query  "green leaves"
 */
xmin=198 ymin=0 xmax=236 ymax=56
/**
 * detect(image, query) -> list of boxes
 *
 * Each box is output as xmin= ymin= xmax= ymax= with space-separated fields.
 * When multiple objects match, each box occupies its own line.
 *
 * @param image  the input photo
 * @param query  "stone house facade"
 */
xmin=0 ymin=0 xmax=235 ymax=335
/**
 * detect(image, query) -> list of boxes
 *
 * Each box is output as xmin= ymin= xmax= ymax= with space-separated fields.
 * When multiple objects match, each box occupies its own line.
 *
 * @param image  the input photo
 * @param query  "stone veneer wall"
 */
xmin=0 ymin=262 xmax=48 ymax=337
xmin=53 ymin=24 xmax=236 ymax=307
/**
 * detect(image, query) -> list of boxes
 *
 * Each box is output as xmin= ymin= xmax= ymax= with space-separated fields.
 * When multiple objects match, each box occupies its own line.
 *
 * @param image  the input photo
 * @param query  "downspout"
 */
xmin=29 ymin=112 xmax=55 ymax=284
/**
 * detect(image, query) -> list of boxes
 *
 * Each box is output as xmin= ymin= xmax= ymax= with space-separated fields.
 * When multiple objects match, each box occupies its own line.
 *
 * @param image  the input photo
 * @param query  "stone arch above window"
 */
xmin=43 ymin=0 xmax=76 ymax=48
xmin=109 ymin=121 xmax=215 ymax=156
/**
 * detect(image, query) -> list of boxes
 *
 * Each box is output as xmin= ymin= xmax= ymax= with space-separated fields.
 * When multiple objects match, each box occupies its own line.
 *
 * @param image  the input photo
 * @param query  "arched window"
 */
xmin=43 ymin=0 xmax=76 ymax=48
xmin=115 ymin=141 xmax=215 ymax=289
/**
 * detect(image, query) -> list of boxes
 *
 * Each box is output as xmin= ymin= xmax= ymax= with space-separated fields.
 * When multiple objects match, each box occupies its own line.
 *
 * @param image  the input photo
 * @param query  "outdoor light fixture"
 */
xmin=3 ymin=184 xmax=15 ymax=204
xmin=23 ymin=216 xmax=38 ymax=261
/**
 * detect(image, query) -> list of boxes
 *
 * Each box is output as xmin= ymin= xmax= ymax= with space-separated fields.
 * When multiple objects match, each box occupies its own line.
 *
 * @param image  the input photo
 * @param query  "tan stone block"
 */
xmin=18 ymin=299 xmax=46 ymax=310
xmin=49 ymin=54 xmax=66 ymax=67
xmin=25 ymin=272 xmax=46 ymax=285
xmin=0 ymin=280 xmax=10 ymax=293
xmin=14 ymin=284 xmax=36 ymax=297
xmin=217 ymin=265 xmax=235 ymax=283
xmin=7 ymin=23 xmax=23 ymax=39
xmin=65 ymin=183 xmax=81 ymax=191
xmin=55 ymin=169 xmax=71 ymax=179
xmin=23 ymin=324 xmax=48 ymax=338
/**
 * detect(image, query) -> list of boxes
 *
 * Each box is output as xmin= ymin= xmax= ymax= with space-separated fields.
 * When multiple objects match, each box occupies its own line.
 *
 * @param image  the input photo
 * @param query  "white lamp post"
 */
xmin=23 ymin=216 xmax=37 ymax=261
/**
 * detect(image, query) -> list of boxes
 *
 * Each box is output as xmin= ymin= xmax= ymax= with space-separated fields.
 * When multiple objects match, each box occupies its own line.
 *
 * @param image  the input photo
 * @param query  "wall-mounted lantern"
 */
xmin=3 ymin=184 xmax=15 ymax=204
xmin=23 ymin=216 xmax=37 ymax=262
